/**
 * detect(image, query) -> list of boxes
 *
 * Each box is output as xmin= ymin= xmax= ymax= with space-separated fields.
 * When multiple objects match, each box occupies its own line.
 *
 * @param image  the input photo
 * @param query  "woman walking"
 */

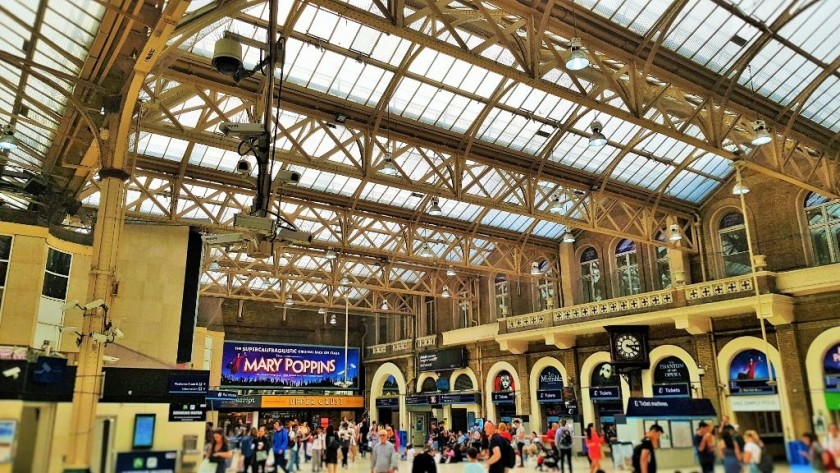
xmin=255 ymin=426 xmax=271 ymax=473
xmin=742 ymin=431 xmax=763 ymax=473
xmin=241 ymin=427 xmax=258 ymax=473
xmin=326 ymin=425 xmax=341 ymax=473
xmin=718 ymin=430 xmax=742 ymax=473
xmin=584 ymin=424 xmax=604 ymax=473
xmin=206 ymin=428 xmax=233 ymax=473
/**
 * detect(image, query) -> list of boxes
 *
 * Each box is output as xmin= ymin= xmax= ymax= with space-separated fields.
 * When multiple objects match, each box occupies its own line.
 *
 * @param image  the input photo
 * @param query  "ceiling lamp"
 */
xmin=531 ymin=262 xmax=542 ymax=276
xmin=380 ymin=300 xmax=389 ymax=310
xmin=732 ymin=182 xmax=750 ymax=195
xmin=562 ymin=232 xmax=576 ymax=243
xmin=446 ymin=266 xmax=456 ymax=277
xmin=208 ymin=261 xmax=220 ymax=271
xmin=340 ymin=276 xmax=351 ymax=286
xmin=318 ymin=307 xmax=326 ymax=315
xmin=668 ymin=224 xmax=682 ymax=242
xmin=380 ymin=152 xmax=399 ymax=176
xmin=441 ymin=285 xmax=451 ymax=298
xmin=325 ymin=248 xmax=337 ymax=260
xmin=750 ymin=120 xmax=772 ymax=146
xmin=566 ymin=38 xmax=590 ymax=71
xmin=548 ymin=195 xmax=563 ymax=214
xmin=329 ymin=314 xmax=337 ymax=325
xmin=418 ymin=244 xmax=434 ymax=258
xmin=428 ymin=197 xmax=443 ymax=216
xmin=589 ymin=121 xmax=607 ymax=147
xmin=284 ymin=298 xmax=294 ymax=307
xmin=0 ymin=124 xmax=17 ymax=151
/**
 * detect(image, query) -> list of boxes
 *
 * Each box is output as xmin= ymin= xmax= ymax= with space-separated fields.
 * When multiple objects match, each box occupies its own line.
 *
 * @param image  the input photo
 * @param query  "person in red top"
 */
xmin=584 ymin=423 xmax=604 ymax=473
xmin=499 ymin=423 xmax=513 ymax=442
xmin=546 ymin=422 xmax=559 ymax=447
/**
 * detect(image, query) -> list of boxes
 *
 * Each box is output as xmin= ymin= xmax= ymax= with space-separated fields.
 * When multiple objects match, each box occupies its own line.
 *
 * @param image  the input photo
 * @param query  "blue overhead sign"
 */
xmin=653 ymin=383 xmax=690 ymax=398
xmin=626 ymin=397 xmax=716 ymax=419
xmin=589 ymin=387 xmax=621 ymax=401
xmin=492 ymin=392 xmax=515 ymax=404
xmin=375 ymin=397 xmax=399 ymax=408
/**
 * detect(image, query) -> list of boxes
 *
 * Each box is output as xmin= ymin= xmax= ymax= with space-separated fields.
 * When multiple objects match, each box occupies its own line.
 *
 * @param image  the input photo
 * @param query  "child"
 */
xmin=464 ymin=447 xmax=483 ymax=473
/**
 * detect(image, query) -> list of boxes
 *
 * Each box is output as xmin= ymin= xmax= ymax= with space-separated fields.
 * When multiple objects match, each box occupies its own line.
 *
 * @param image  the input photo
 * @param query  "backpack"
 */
xmin=560 ymin=430 xmax=572 ymax=447
xmin=503 ymin=437 xmax=517 ymax=469
xmin=329 ymin=435 xmax=340 ymax=450
xmin=631 ymin=443 xmax=646 ymax=473
xmin=757 ymin=446 xmax=773 ymax=473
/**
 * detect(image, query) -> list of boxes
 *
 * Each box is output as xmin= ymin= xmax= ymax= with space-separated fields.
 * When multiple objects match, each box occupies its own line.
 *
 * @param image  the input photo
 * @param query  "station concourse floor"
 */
xmin=243 ymin=452 xmax=800 ymax=473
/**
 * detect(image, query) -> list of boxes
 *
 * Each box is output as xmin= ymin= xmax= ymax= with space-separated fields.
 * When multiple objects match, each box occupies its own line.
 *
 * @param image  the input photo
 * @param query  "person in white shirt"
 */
xmin=312 ymin=427 xmax=325 ymax=473
xmin=406 ymin=445 xmax=416 ymax=462
xmin=742 ymin=430 xmax=762 ymax=473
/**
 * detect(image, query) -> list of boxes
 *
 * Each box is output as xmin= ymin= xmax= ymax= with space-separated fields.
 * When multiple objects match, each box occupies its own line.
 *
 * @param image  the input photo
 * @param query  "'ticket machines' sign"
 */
xmin=221 ymin=341 xmax=360 ymax=389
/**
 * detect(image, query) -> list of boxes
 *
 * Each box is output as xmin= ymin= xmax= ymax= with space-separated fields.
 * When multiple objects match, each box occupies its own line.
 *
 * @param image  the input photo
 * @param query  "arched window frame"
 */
xmin=580 ymin=247 xmax=602 ymax=303
xmin=615 ymin=239 xmax=641 ymax=296
xmin=718 ymin=212 xmax=750 ymax=277
xmin=803 ymin=192 xmax=840 ymax=266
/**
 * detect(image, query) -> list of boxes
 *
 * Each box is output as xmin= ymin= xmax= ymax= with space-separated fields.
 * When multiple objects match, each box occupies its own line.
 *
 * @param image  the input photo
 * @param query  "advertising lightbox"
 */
xmin=221 ymin=341 xmax=360 ymax=390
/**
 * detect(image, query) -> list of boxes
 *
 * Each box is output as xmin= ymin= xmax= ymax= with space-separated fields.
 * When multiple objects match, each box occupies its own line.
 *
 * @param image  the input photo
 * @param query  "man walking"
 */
xmin=633 ymin=424 xmax=663 ymax=473
xmin=483 ymin=421 xmax=507 ymax=473
xmin=371 ymin=430 xmax=398 ymax=473
xmin=694 ymin=422 xmax=715 ymax=473
xmin=514 ymin=420 xmax=526 ymax=467
xmin=554 ymin=420 xmax=573 ymax=473
xmin=274 ymin=421 xmax=290 ymax=473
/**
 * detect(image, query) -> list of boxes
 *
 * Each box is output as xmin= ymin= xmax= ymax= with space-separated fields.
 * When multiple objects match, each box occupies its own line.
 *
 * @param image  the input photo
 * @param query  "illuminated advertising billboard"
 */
xmin=221 ymin=341 xmax=360 ymax=390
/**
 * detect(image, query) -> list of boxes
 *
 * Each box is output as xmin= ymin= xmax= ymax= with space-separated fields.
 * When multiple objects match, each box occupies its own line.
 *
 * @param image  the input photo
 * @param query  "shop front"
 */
xmin=651 ymin=356 xmax=691 ymax=398
xmin=589 ymin=362 xmax=623 ymax=433
xmin=535 ymin=366 xmax=577 ymax=429
xmin=214 ymin=393 xmax=263 ymax=434
xmin=491 ymin=370 xmax=517 ymax=423
xmin=260 ymin=395 xmax=366 ymax=427
xmin=375 ymin=397 xmax=400 ymax=428
xmin=726 ymin=348 xmax=784 ymax=457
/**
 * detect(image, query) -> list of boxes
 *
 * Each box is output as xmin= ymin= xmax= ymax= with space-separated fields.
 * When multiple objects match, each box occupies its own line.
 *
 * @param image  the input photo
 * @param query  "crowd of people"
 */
xmin=205 ymin=416 xmax=840 ymax=473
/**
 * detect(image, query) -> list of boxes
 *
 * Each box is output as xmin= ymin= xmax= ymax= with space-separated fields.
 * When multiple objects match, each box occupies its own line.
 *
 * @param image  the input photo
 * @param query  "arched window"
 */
xmin=654 ymin=233 xmax=672 ymax=290
xmin=453 ymin=374 xmax=474 ymax=392
xmin=615 ymin=239 xmax=640 ymax=296
xmin=421 ymin=377 xmax=438 ymax=393
xmin=718 ymin=212 xmax=750 ymax=276
xmin=804 ymin=192 xmax=840 ymax=265
xmin=580 ymin=247 xmax=602 ymax=303
xmin=494 ymin=274 xmax=509 ymax=318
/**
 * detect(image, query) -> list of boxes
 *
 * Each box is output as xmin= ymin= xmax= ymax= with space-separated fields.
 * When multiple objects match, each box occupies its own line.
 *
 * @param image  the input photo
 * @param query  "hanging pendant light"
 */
xmin=329 ymin=314 xmax=337 ymax=325
xmin=340 ymin=276 xmax=351 ymax=286
xmin=428 ymin=197 xmax=443 ymax=216
xmin=562 ymin=232 xmax=576 ymax=243
xmin=668 ymin=224 xmax=682 ymax=242
xmin=441 ymin=285 xmax=451 ymax=298
xmin=380 ymin=300 xmax=389 ymax=310
xmin=732 ymin=182 xmax=750 ymax=195
xmin=446 ymin=266 xmax=456 ymax=277
xmin=0 ymin=124 xmax=17 ymax=151
xmin=380 ymin=152 xmax=399 ymax=176
xmin=750 ymin=120 xmax=772 ymax=146
xmin=548 ymin=194 xmax=563 ymax=214
xmin=566 ymin=38 xmax=590 ymax=71
xmin=325 ymin=248 xmax=337 ymax=260
xmin=419 ymin=243 xmax=434 ymax=258
xmin=531 ymin=262 xmax=542 ymax=276
xmin=208 ymin=261 xmax=220 ymax=271
xmin=284 ymin=297 xmax=294 ymax=306
xmin=588 ymin=121 xmax=607 ymax=147
xmin=318 ymin=307 xmax=326 ymax=315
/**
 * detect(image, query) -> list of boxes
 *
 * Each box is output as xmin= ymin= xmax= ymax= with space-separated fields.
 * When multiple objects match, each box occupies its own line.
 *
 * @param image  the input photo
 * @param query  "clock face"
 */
xmin=615 ymin=333 xmax=643 ymax=361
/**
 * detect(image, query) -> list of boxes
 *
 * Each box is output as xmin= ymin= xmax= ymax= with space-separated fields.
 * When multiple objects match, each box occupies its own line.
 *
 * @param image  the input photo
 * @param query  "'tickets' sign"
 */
xmin=221 ymin=341 xmax=360 ymax=389
xmin=824 ymin=343 xmax=840 ymax=392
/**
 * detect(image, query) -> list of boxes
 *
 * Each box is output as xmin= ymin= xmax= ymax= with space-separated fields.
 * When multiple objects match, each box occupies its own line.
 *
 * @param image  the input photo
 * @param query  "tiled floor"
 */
xmin=239 ymin=452 xmax=801 ymax=473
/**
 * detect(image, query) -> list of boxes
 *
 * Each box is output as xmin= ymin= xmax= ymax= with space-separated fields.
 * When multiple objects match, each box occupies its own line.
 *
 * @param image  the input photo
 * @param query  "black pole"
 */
xmin=254 ymin=0 xmax=278 ymax=217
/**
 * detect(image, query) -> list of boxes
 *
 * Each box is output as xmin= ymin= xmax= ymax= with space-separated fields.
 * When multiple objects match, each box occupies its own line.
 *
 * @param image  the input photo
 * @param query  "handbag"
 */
xmin=198 ymin=459 xmax=217 ymax=473
xmin=257 ymin=450 xmax=269 ymax=462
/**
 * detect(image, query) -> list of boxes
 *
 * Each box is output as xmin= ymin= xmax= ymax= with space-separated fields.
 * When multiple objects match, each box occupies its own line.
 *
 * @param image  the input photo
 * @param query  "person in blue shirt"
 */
xmin=274 ymin=421 xmax=290 ymax=473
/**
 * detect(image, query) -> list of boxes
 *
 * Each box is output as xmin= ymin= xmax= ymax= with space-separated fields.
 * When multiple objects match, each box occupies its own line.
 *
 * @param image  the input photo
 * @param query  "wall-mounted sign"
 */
xmin=168 ymin=402 xmax=207 ymax=422
xmin=206 ymin=390 xmax=238 ymax=401
xmin=382 ymin=375 xmax=400 ymax=394
xmin=493 ymin=370 xmax=516 ymax=392
xmin=375 ymin=397 xmax=399 ymax=409
xmin=824 ymin=343 xmax=840 ymax=392
xmin=217 ymin=394 xmax=262 ymax=410
xmin=418 ymin=348 xmax=467 ymax=372
xmin=729 ymin=394 xmax=781 ymax=412
xmin=589 ymin=387 xmax=621 ymax=401
xmin=653 ymin=357 xmax=690 ymax=384
xmin=263 ymin=395 xmax=366 ymax=409
xmin=538 ymin=366 xmax=564 ymax=391
xmin=491 ymin=392 xmax=515 ymax=404
xmin=626 ymin=397 xmax=716 ymax=418
xmin=729 ymin=349 xmax=776 ymax=395
xmin=168 ymin=373 xmax=209 ymax=395
xmin=405 ymin=395 xmax=429 ymax=405
xmin=441 ymin=393 xmax=480 ymax=404
xmin=652 ymin=383 xmax=690 ymax=398
xmin=221 ymin=341 xmax=360 ymax=390
xmin=116 ymin=451 xmax=177 ymax=473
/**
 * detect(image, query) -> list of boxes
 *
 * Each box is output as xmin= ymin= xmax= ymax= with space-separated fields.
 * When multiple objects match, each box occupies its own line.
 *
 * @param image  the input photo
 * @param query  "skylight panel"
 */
xmin=801 ymin=76 xmax=840 ymax=132
xmin=359 ymin=183 xmax=417 ymax=209
xmin=369 ymin=33 xmax=411 ymax=66
xmin=610 ymin=154 xmax=673 ymax=190
xmin=688 ymin=153 xmax=731 ymax=179
xmin=482 ymin=209 xmax=534 ymax=233
xmin=665 ymin=170 xmax=719 ymax=203
xmin=531 ymin=220 xmax=565 ymax=239
xmin=742 ymin=41 xmax=821 ymax=106
xmin=778 ymin=1 xmax=839 ymax=62
xmin=439 ymin=198 xmax=484 ymax=222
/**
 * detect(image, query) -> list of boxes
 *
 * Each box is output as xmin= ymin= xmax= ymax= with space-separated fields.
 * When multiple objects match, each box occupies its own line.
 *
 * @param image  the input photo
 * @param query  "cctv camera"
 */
xmin=212 ymin=36 xmax=243 ymax=77
xmin=698 ymin=368 xmax=706 ymax=378
xmin=236 ymin=159 xmax=253 ymax=176
xmin=62 ymin=300 xmax=81 ymax=312
xmin=113 ymin=328 xmax=125 ymax=339
xmin=91 ymin=333 xmax=108 ymax=343
xmin=84 ymin=299 xmax=106 ymax=310
xmin=275 ymin=170 xmax=301 ymax=184
xmin=2 ymin=367 xmax=20 ymax=379
xmin=102 ymin=355 xmax=120 ymax=364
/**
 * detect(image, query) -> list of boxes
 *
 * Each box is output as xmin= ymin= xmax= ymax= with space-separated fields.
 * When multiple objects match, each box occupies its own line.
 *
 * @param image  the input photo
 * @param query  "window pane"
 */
xmin=810 ymin=227 xmax=833 ymax=265
xmin=0 ymin=236 xmax=11 ymax=260
xmin=807 ymin=208 xmax=825 ymax=225
xmin=42 ymin=273 xmax=69 ymax=299
xmin=46 ymin=248 xmax=72 ymax=275
xmin=657 ymin=260 xmax=672 ymax=289
xmin=723 ymin=253 xmax=751 ymax=276
xmin=0 ymin=261 xmax=7 ymax=287
xmin=720 ymin=229 xmax=748 ymax=255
